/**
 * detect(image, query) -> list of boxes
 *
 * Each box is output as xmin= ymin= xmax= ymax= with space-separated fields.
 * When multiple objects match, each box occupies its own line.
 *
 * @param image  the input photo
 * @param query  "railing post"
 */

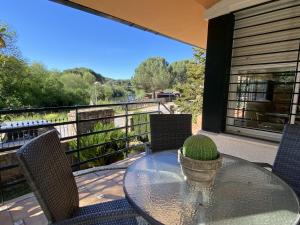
xmin=158 ymin=101 xmax=161 ymax=114
xmin=125 ymin=104 xmax=129 ymax=157
xmin=75 ymin=107 xmax=81 ymax=171
xmin=0 ymin=171 xmax=3 ymax=204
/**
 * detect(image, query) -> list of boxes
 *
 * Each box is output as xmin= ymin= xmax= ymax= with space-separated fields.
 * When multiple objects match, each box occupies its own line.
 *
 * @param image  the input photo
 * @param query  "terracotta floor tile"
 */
xmin=0 ymin=210 xmax=13 ymax=225
xmin=75 ymin=172 xmax=99 ymax=187
xmin=23 ymin=213 xmax=47 ymax=225
xmin=9 ymin=199 xmax=40 ymax=222
xmin=94 ymin=182 xmax=125 ymax=201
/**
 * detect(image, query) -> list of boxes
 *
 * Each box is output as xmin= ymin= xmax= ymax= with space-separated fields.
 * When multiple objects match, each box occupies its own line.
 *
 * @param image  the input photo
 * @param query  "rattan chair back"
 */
xmin=150 ymin=114 xmax=192 ymax=152
xmin=273 ymin=124 xmax=300 ymax=197
xmin=17 ymin=130 xmax=79 ymax=223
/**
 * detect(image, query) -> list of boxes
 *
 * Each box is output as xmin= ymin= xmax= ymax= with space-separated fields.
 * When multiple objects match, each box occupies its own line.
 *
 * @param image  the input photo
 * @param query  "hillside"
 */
xmin=63 ymin=67 xmax=130 ymax=85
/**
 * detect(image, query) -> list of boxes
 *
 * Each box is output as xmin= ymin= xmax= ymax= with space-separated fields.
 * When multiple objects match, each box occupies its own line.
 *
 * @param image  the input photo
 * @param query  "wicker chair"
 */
xmin=147 ymin=114 xmax=192 ymax=153
xmin=16 ymin=130 xmax=138 ymax=225
xmin=255 ymin=124 xmax=300 ymax=197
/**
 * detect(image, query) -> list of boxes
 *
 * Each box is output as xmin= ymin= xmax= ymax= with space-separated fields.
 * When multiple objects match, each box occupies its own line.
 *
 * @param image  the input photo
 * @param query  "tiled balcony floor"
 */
xmin=0 ymin=132 xmax=279 ymax=225
xmin=0 ymin=154 xmax=143 ymax=225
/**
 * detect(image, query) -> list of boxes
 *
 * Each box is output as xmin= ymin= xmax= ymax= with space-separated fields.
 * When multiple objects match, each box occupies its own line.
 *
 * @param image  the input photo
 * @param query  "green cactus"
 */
xmin=183 ymin=135 xmax=219 ymax=160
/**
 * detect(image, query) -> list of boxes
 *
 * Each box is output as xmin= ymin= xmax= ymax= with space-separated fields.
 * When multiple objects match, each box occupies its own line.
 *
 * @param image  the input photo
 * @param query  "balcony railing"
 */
xmin=0 ymin=100 xmax=170 ymax=203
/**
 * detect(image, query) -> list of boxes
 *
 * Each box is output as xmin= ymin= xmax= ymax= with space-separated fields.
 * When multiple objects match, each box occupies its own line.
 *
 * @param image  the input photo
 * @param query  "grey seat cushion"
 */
xmin=74 ymin=199 xmax=138 ymax=225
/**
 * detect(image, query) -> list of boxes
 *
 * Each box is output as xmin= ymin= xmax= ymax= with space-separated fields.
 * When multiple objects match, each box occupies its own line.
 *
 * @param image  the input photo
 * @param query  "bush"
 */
xmin=130 ymin=114 xmax=150 ymax=142
xmin=70 ymin=122 xmax=126 ymax=168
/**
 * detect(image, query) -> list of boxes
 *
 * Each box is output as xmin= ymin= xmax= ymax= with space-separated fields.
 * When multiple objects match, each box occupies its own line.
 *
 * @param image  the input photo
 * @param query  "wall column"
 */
xmin=202 ymin=13 xmax=235 ymax=133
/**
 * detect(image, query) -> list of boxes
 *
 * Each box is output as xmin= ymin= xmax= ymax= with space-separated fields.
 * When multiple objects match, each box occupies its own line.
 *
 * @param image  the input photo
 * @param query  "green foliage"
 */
xmin=0 ymin=22 xmax=20 ymax=57
xmin=0 ymin=24 xmax=133 ymax=109
xmin=131 ymin=114 xmax=149 ymax=142
xmin=183 ymin=134 xmax=218 ymax=160
xmin=70 ymin=122 xmax=126 ymax=167
xmin=0 ymin=24 xmax=205 ymax=112
xmin=169 ymin=60 xmax=191 ymax=87
xmin=0 ymin=57 xmax=131 ymax=109
xmin=0 ymin=55 xmax=27 ymax=108
xmin=0 ymin=112 xmax=67 ymax=124
xmin=63 ymin=67 xmax=105 ymax=83
xmin=175 ymin=48 xmax=205 ymax=120
xmin=132 ymin=57 xmax=171 ymax=96
xmin=0 ymin=27 xmax=6 ymax=48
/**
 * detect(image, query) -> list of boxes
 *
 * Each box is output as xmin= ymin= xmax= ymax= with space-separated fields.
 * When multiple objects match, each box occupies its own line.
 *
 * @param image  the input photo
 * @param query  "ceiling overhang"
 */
xmin=53 ymin=0 xmax=223 ymax=48
xmin=204 ymin=0 xmax=271 ymax=19
xmin=52 ymin=0 xmax=268 ymax=49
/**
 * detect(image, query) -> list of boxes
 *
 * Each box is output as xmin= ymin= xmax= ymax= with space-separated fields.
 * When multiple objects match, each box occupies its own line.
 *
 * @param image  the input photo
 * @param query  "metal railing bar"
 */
xmin=0 ymin=101 xmax=163 ymax=200
xmin=0 ymin=127 xmax=150 ymax=154
xmin=59 ymin=126 xmax=127 ymax=142
xmin=0 ymin=133 xmax=150 ymax=172
xmin=128 ymin=111 xmax=159 ymax=117
xmin=71 ymin=141 xmax=149 ymax=168
xmin=160 ymin=103 xmax=171 ymax=114
xmin=128 ymin=122 xmax=150 ymax=128
xmin=0 ymin=120 xmax=76 ymax=133
xmin=71 ymin=148 xmax=128 ymax=168
xmin=127 ymin=132 xmax=150 ymax=139
xmin=0 ymin=164 xmax=19 ymax=171
xmin=66 ymin=137 xmax=127 ymax=154
xmin=0 ymin=145 xmax=22 ymax=153
xmin=77 ymin=114 xmax=126 ymax=123
xmin=0 ymin=101 xmax=160 ymax=114
xmin=0 ymin=112 xmax=152 ymax=138
xmin=1 ymin=178 xmax=27 ymax=188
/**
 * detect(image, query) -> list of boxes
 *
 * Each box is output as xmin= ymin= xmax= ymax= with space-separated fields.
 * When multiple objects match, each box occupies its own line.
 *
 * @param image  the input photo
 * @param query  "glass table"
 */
xmin=124 ymin=150 xmax=300 ymax=225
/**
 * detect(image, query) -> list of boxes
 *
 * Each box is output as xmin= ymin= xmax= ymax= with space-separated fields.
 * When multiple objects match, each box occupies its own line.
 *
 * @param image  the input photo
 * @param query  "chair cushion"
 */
xmin=74 ymin=199 xmax=138 ymax=225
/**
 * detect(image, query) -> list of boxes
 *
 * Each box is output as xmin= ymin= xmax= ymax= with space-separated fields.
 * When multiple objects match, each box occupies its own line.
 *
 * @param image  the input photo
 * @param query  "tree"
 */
xmin=21 ymin=63 xmax=49 ymax=106
xmin=132 ymin=57 xmax=171 ymax=97
xmin=169 ymin=60 xmax=191 ymax=86
xmin=102 ymin=84 xmax=113 ymax=101
xmin=59 ymin=72 xmax=91 ymax=105
xmin=175 ymin=48 xmax=205 ymax=120
xmin=0 ymin=22 xmax=20 ymax=57
xmin=0 ymin=55 xmax=27 ymax=108
xmin=0 ymin=27 xmax=6 ymax=48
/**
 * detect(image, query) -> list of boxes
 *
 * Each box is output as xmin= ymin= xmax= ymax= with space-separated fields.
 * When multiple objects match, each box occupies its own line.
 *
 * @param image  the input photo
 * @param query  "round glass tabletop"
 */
xmin=124 ymin=150 xmax=300 ymax=225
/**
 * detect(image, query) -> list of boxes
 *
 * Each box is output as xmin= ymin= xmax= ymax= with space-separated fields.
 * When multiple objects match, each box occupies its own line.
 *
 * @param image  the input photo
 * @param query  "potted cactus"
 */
xmin=179 ymin=134 xmax=222 ymax=183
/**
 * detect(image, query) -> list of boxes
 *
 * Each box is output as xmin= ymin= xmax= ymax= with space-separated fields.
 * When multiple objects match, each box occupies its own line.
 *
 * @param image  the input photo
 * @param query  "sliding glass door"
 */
xmin=226 ymin=0 xmax=300 ymax=141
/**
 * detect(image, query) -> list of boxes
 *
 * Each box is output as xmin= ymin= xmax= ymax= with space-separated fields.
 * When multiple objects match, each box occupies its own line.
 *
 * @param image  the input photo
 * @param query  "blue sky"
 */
xmin=1 ymin=0 xmax=194 ymax=79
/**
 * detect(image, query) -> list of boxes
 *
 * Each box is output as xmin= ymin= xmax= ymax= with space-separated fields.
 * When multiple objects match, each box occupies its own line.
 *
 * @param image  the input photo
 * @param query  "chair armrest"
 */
xmin=253 ymin=162 xmax=273 ymax=170
xmin=52 ymin=208 xmax=138 ymax=225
